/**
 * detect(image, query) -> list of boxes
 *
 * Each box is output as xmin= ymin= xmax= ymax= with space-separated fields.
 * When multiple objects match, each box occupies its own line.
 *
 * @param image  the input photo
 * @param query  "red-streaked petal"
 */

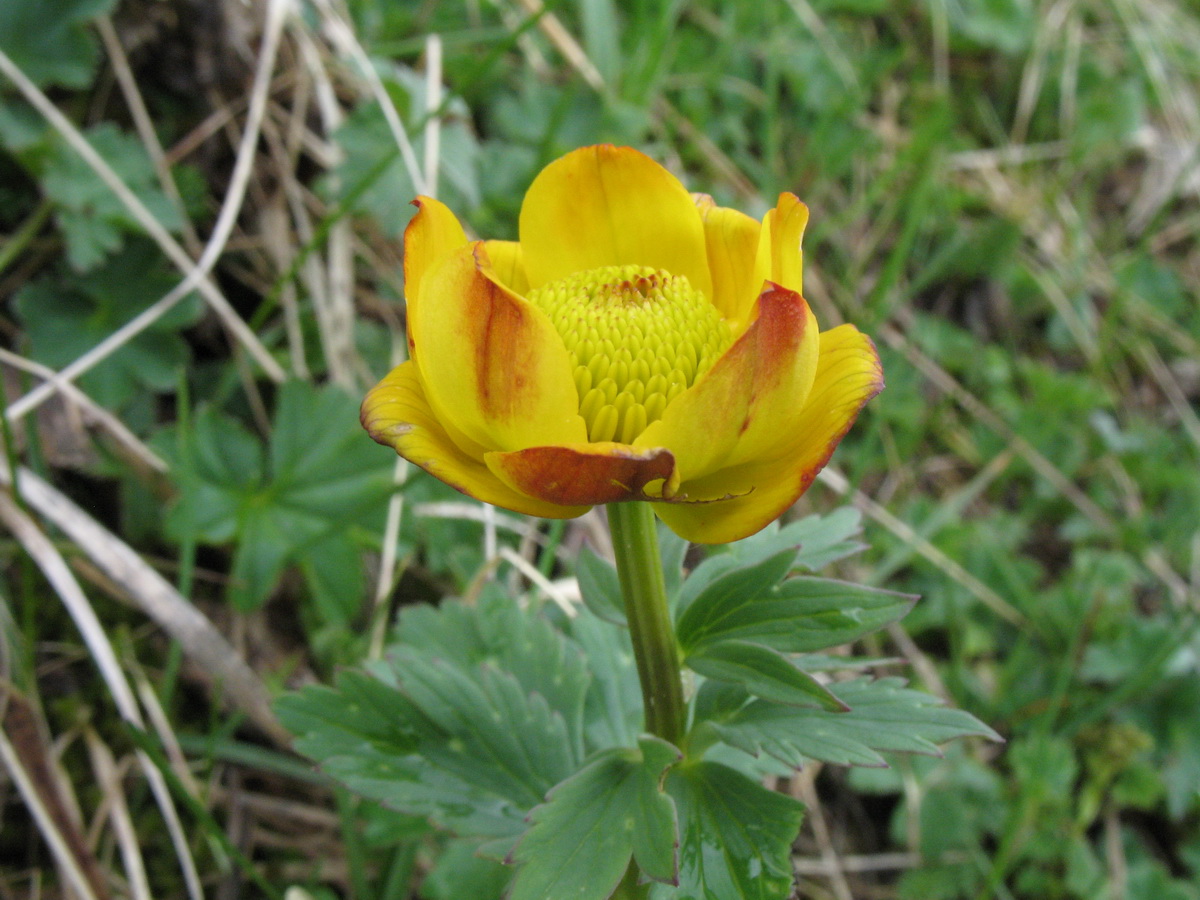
xmin=653 ymin=324 xmax=883 ymax=543
xmin=404 ymin=196 xmax=469 ymax=357
xmin=519 ymin=145 xmax=712 ymax=299
xmin=634 ymin=283 xmax=819 ymax=482
xmin=361 ymin=362 xmax=590 ymax=519
xmin=412 ymin=243 xmax=588 ymax=453
xmin=486 ymin=443 xmax=678 ymax=507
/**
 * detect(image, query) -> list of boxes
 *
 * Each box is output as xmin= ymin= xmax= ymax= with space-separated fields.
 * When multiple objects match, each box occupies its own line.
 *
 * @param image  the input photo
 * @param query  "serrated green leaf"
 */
xmin=509 ymin=736 xmax=680 ymax=900
xmin=14 ymin=241 xmax=201 ymax=410
xmin=571 ymin=607 xmax=642 ymax=752
xmin=40 ymin=123 xmax=182 ymax=270
xmin=420 ymin=838 xmax=511 ymax=900
xmin=685 ymin=640 xmax=846 ymax=711
xmin=683 ymin=577 xmax=915 ymax=656
xmin=0 ymin=0 xmax=116 ymax=89
xmin=577 ymin=544 xmax=626 ymax=625
xmin=277 ymin=616 xmax=586 ymax=848
xmin=156 ymin=380 xmax=396 ymax=609
xmin=704 ymin=677 xmax=1002 ymax=768
xmin=228 ymin=508 xmax=305 ymax=608
xmin=268 ymin=380 xmax=400 ymax=522
xmin=676 ymin=529 xmax=802 ymax=620
xmin=666 ymin=761 xmax=804 ymax=900
xmin=392 ymin=596 xmax=590 ymax=762
xmin=297 ymin=532 xmax=365 ymax=625
xmin=675 ymin=548 xmax=796 ymax=648
xmin=785 ymin=508 xmax=868 ymax=571
xmin=275 ymin=670 xmax=420 ymax=759
xmin=390 ymin=650 xmax=577 ymax=809
xmin=277 ymin=671 xmax=536 ymax=837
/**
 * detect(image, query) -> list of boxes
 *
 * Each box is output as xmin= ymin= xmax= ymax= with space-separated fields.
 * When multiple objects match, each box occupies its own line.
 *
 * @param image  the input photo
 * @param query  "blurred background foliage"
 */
xmin=0 ymin=0 xmax=1198 ymax=897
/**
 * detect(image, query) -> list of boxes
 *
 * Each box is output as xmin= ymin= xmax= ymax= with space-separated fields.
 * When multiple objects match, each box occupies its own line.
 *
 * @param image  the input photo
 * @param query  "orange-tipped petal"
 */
xmin=404 ymin=197 xmax=469 ymax=357
xmin=634 ymin=283 xmax=819 ymax=482
xmin=694 ymin=194 xmax=768 ymax=328
xmin=412 ymin=243 xmax=588 ymax=453
xmin=362 ymin=362 xmax=590 ymax=519
xmin=483 ymin=239 xmax=530 ymax=295
xmin=653 ymin=324 xmax=884 ymax=543
xmin=519 ymin=145 xmax=712 ymax=300
xmin=760 ymin=192 xmax=809 ymax=294
xmin=486 ymin=443 xmax=678 ymax=507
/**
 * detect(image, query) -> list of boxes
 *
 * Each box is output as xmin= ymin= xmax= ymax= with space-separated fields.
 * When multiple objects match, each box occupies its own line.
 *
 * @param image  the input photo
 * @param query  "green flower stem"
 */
xmin=607 ymin=501 xmax=686 ymax=747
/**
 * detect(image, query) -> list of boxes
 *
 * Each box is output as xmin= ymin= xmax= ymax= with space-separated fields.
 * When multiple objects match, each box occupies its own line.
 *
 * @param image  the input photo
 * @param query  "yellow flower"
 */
xmin=362 ymin=145 xmax=883 ymax=543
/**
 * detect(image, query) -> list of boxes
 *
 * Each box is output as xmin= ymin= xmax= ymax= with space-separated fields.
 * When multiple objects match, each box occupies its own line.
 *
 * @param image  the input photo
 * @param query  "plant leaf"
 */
xmin=684 ymin=576 xmax=916 ymax=656
xmin=14 ymin=241 xmax=200 ymax=410
xmin=156 ymin=380 xmax=396 ymax=610
xmin=685 ymin=640 xmax=846 ymax=710
xmin=571 ymin=607 xmax=643 ymax=752
xmin=577 ymin=544 xmax=627 ymax=625
xmin=41 ymin=124 xmax=183 ymax=270
xmin=704 ymin=677 xmax=1002 ymax=768
xmin=508 ymin=736 xmax=681 ymax=900
xmin=665 ymin=761 xmax=804 ymax=900
xmin=391 ymin=595 xmax=591 ymax=763
xmin=279 ymin=658 xmax=578 ymax=849
xmin=0 ymin=0 xmax=116 ymax=89
xmin=786 ymin=508 xmax=868 ymax=571
xmin=387 ymin=650 xmax=577 ymax=811
xmin=675 ymin=548 xmax=796 ymax=647
xmin=420 ymin=838 xmax=511 ymax=900
xmin=276 ymin=670 xmax=527 ymax=839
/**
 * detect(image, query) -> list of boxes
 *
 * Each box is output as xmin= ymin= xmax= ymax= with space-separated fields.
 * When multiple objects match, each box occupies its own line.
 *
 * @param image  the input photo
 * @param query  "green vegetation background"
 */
xmin=1 ymin=0 xmax=1198 ymax=897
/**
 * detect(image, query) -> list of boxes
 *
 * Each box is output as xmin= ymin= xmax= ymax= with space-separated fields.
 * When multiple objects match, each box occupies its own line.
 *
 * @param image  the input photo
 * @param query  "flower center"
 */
xmin=526 ymin=265 xmax=731 ymax=443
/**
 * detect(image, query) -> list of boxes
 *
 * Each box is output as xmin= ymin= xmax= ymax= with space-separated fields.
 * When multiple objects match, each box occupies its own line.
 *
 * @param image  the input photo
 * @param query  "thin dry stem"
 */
xmin=0 ymin=41 xmax=287 ymax=392
xmin=794 ymin=766 xmax=855 ymax=900
xmin=0 ymin=349 xmax=168 ymax=476
xmin=83 ymin=729 xmax=151 ymax=900
xmin=0 ymin=726 xmax=107 ymax=900
xmin=313 ymin=0 xmax=427 ymax=192
xmin=96 ymin=15 xmax=202 ymax=254
xmin=0 ymin=493 xmax=203 ymax=900
xmin=499 ymin=546 xmax=577 ymax=618
xmin=0 ymin=464 xmax=288 ymax=748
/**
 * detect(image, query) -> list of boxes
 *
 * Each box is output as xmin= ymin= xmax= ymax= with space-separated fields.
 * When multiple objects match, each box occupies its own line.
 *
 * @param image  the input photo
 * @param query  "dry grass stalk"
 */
xmin=0 ymin=492 xmax=205 ymax=900
xmin=83 ymin=729 xmax=151 ymax=900
xmin=0 ymin=43 xmax=286 ymax=393
xmin=0 ymin=464 xmax=288 ymax=748
xmin=0 ymin=689 xmax=111 ymax=900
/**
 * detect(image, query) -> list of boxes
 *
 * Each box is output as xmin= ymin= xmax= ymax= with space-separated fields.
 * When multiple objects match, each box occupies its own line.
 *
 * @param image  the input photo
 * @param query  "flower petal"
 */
xmin=486 ymin=443 xmax=677 ymax=507
xmin=694 ymin=193 xmax=768 ymax=328
xmin=362 ymin=362 xmax=589 ymax=519
xmin=653 ymin=324 xmax=884 ymax=543
xmin=760 ymin=192 xmax=809 ymax=294
xmin=634 ymin=283 xmax=819 ymax=482
xmin=483 ymin=239 xmax=530 ymax=295
xmin=412 ymin=243 xmax=589 ymax=453
xmin=519 ymin=145 xmax=712 ymax=299
xmin=404 ymin=196 xmax=469 ymax=357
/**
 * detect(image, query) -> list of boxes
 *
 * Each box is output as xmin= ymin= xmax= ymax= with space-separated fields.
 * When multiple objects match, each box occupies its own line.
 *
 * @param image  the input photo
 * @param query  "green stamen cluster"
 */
xmin=527 ymin=265 xmax=731 ymax=444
